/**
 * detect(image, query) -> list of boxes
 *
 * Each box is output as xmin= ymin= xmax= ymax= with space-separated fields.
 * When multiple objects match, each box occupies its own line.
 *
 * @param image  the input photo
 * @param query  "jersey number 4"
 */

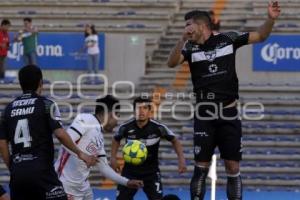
xmin=14 ymin=119 xmax=32 ymax=148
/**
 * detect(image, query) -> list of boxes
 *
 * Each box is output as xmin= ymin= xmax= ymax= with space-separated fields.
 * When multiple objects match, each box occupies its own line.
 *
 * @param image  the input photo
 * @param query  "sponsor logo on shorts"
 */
xmin=195 ymin=132 xmax=208 ymax=137
xmin=46 ymin=186 xmax=66 ymax=199
xmin=194 ymin=146 xmax=201 ymax=155
xmin=12 ymin=154 xmax=37 ymax=163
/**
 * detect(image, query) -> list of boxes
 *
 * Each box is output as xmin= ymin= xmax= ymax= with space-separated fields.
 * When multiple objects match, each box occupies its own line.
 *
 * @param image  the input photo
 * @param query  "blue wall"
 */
xmin=6 ymin=32 xmax=105 ymax=70
xmin=253 ymin=35 xmax=300 ymax=71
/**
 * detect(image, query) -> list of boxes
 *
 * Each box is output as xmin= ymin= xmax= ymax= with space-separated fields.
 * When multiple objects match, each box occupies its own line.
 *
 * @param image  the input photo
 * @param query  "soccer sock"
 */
xmin=190 ymin=165 xmax=209 ymax=200
xmin=227 ymin=172 xmax=243 ymax=200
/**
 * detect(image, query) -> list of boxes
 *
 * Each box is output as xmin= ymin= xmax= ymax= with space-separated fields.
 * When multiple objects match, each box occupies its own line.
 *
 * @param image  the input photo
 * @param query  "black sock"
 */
xmin=190 ymin=166 xmax=209 ymax=200
xmin=227 ymin=174 xmax=243 ymax=200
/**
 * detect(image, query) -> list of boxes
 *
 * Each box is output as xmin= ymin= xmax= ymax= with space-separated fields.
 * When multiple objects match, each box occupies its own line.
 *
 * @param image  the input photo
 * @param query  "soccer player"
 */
xmin=111 ymin=97 xmax=187 ymax=200
xmin=0 ymin=185 xmax=9 ymax=200
xmin=0 ymin=65 xmax=97 ymax=200
xmin=55 ymin=95 xmax=144 ymax=200
xmin=167 ymin=2 xmax=280 ymax=200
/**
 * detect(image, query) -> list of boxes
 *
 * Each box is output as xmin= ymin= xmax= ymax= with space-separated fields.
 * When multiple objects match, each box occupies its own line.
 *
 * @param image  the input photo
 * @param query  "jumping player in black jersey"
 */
xmin=167 ymin=2 xmax=280 ymax=200
xmin=0 ymin=185 xmax=9 ymax=200
xmin=0 ymin=65 xmax=98 ymax=200
xmin=111 ymin=97 xmax=186 ymax=200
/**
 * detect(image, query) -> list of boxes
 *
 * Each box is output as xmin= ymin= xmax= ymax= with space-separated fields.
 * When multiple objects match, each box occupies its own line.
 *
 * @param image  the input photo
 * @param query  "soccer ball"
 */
xmin=122 ymin=140 xmax=147 ymax=165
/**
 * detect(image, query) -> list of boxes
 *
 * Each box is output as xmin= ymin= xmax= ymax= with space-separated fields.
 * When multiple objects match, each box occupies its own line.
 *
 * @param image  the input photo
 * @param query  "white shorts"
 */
xmin=63 ymin=183 xmax=93 ymax=200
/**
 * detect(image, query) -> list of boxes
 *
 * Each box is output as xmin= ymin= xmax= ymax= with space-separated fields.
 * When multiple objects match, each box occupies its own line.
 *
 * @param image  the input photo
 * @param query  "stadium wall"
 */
xmin=237 ymin=34 xmax=300 ymax=84
xmin=6 ymin=33 xmax=145 ymax=85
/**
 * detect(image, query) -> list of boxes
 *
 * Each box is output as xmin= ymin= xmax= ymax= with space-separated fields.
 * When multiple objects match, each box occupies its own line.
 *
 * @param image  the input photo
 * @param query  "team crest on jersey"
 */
xmin=86 ymin=142 xmax=99 ymax=155
xmin=194 ymin=146 xmax=201 ymax=155
xmin=86 ymin=138 xmax=103 ymax=155
xmin=192 ymin=45 xmax=199 ymax=51
xmin=204 ymin=50 xmax=217 ymax=62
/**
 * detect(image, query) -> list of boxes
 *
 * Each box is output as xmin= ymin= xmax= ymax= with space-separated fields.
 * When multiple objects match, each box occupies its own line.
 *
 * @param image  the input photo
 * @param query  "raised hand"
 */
xmin=268 ymin=1 xmax=281 ymax=20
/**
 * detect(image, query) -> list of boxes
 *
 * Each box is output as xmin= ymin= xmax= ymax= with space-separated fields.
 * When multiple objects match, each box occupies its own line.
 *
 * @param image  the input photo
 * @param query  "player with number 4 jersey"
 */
xmin=0 ymin=65 xmax=97 ymax=200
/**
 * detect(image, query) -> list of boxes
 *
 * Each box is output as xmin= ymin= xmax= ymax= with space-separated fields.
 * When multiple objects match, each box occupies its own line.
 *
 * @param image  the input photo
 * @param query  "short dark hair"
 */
xmin=95 ymin=95 xmax=120 ymax=115
xmin=162 ymin=194 xmax=180 ymax=200
xmin=133 ymin=96 xmax=152 ymax=110
xmin=1 ymin=19 xmax=11 ymax=26
xmin=18 ymin=65 xmax=43 ymax=92
xmin=23 ymin=17 xmax=32 ymax=23
xmin=184 ymin=10 xmax=212 ymax=28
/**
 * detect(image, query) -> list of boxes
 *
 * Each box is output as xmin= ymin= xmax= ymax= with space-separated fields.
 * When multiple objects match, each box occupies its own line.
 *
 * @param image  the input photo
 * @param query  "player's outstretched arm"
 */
xmin=97 ymin=157 xmax=144 ymax=189
xmin=248 ymin=1 xmax=281 ymax=44
xmin=54 ymin=128 xmax=98 ymax=167
xmin=0 ymin=140 xmax=10 ymax=168
xmin=110 ymin=138 xmax=121 ymax=172
xmin=171 ymin=138 xmax=187 ymax=174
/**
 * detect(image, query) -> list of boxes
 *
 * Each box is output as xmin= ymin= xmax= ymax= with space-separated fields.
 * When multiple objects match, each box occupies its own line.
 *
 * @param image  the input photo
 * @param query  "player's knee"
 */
xmin=192 ymin=163 xmax=210 ymax=181
xmin=226 ymin=166 xmax=240 ymax=174
xmin=224 ymin=160 xmax=240 ymax=175
xmin=195 ymin=161 xmax=210 ymax=168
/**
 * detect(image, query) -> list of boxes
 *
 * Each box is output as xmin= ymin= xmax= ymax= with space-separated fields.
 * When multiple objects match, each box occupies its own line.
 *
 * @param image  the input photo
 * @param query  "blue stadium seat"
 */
xmin=116 ymin=10 xmax=136 ymax=16
xmin=127 ymin=23 xmax=146 ymax=29
xmin=92 ymin=0 xmax=110 ymax=2
xmin=276 ymin=23 xmax=299 ymax=28
xmin=18 ymin=10 xmax=36 ymax=15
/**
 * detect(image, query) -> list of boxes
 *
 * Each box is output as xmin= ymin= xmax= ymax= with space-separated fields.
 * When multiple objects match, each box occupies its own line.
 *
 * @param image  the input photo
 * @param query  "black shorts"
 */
xmin=10 ymin=165 xmax=67 ymax=200
xmin=116 ymin=170 xmax=163 ymax=200
xmin=0 ymin=185 xmax=6 ymax=197
xmin=194 ymin=106 xmax=242 ymax=162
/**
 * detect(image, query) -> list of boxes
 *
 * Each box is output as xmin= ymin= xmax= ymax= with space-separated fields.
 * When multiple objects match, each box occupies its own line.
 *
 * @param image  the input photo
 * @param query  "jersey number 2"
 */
xmin=14 ymin=119 xmax=32 ymax=148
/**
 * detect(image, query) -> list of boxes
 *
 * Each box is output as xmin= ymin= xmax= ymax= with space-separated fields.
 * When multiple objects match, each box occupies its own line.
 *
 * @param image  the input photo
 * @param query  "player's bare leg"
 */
xmin=190 ymin=161 xmax=210 ymax=200
xmin=225 ymin=160 xmax=242 ymax=200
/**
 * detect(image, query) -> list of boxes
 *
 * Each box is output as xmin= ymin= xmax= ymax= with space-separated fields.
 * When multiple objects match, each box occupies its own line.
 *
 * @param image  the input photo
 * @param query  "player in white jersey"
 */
xmin=55 ymin=95 xmax=143 ymax=200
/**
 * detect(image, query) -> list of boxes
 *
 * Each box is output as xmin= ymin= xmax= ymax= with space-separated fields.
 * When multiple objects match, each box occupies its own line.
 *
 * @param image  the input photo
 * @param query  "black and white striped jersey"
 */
xmin=182 ymin=31 xmax=249 ymax=104
xmin=114 ymin=118 xmax=175 ymax=174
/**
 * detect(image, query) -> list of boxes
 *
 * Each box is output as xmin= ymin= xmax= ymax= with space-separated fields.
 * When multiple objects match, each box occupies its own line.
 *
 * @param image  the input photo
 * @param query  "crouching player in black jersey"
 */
xmin=111 ymin=97 xmax=187 ymax=200
xmin=167 ymin=2 xmax=280 ymax=200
